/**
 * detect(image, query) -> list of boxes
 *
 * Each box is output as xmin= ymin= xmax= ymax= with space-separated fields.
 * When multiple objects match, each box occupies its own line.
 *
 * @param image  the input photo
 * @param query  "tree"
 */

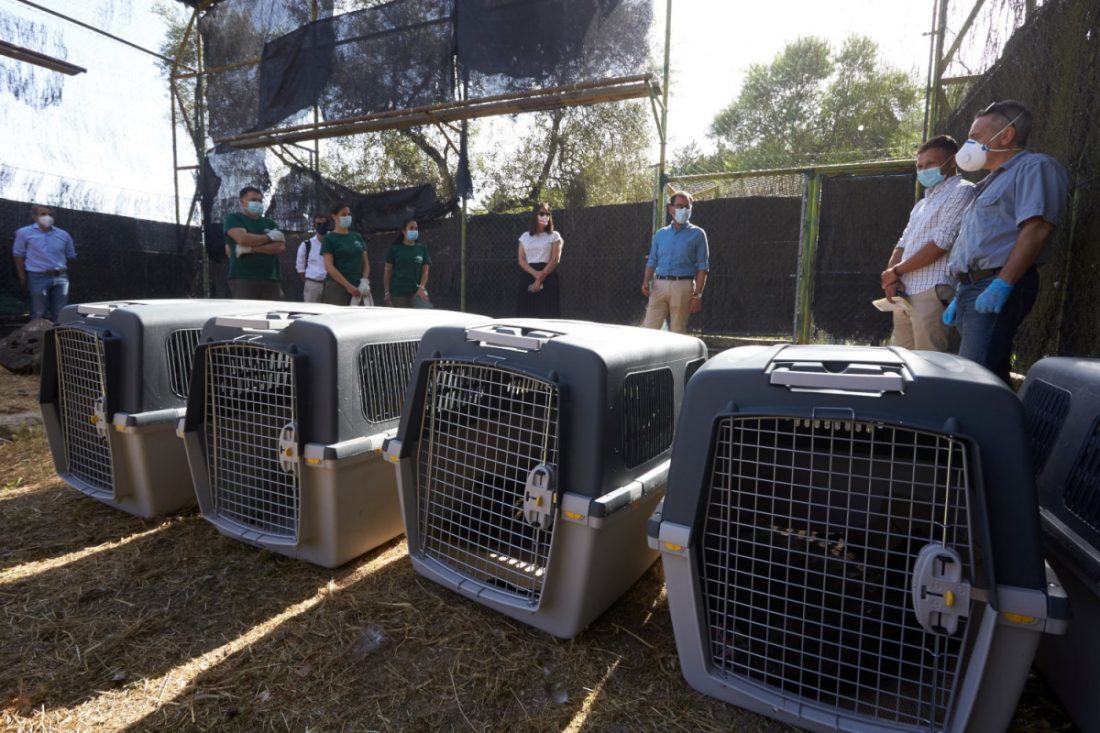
xmin=709 ymin=35 xmax=921 ymax=169
xmin=480 ymin=101 xmax=653 ymax=212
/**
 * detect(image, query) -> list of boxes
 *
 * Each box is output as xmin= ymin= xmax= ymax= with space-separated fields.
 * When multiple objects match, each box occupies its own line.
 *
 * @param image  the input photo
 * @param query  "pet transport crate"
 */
xmin=383 ymin=320 xmax=707 ymax=638
xmin=649 ymin=344 xmax=1068 ymax=733
xmin=38 ymin=299 xmax=303 ymax=518
xmin=1019 ymin=357 xmax=1100 ymax=732
xmin=180 ymin=307 xmax=488 ymax=568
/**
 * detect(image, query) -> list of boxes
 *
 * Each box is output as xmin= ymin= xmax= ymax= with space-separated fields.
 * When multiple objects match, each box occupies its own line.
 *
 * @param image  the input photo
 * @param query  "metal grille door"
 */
xmin=416 ymin=361 xmax=559 ymax=606
xmin=1063 ymin=417 xmax=1100 ymax=531
xmin=165 ymin=328 xmax=202 ymax=399
xmin=55 ymin=328 xmax=114 ymax=494
xmin=205 ymin=343 xmax=299 ymax=539
xmin=1022 ymin=380 xmax=1072 ymax=473
xmin=701 ymin=416 xmax=975 ymax=729
xmin=621 ymin=367 xmax=674 ymax=468
xmin=359 ymin=340 xmax=419 ymax=423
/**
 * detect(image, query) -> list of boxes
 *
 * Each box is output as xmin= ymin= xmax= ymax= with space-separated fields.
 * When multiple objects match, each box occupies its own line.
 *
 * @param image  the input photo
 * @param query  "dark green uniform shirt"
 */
xmin=223 ymin=211 xmax=280 ymax=281
xmin=384 ymin=242 xmax=431 ymax=297
xmin=321 ymin=231 xmax=367 ymax=285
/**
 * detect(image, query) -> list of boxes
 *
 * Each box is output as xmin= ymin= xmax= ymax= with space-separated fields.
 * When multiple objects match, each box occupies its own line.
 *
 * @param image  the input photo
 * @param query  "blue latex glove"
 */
xmin=942 ymin=297 xmax=958 ymax=326
xmin=975 ymin=277 xmax=1014 ymax=314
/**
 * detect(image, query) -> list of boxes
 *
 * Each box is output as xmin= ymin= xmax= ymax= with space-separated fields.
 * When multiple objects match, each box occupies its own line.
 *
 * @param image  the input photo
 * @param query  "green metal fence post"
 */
xmin=794 ymin=169 xmax=822 ymax=343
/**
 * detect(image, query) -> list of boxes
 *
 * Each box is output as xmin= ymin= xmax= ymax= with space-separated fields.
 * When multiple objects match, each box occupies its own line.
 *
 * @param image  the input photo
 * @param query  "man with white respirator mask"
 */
xmin=641 ymin=190 xmax=709 ymax=334
xmin=13 ymin=203 xmax=76 ymax=322
xmin=942 ymin=99 xmax=1068 ymax=384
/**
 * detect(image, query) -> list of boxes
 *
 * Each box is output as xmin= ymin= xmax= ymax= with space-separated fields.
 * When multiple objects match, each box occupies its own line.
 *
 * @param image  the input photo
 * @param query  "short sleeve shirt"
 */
xmin=385 ymin=242 xmax=432 ymax=296
xmin=519 ymin=231 xmax=563 ymax=264
xmin=321 ymin=231 xmax=367 ymax=285
xmin=947 ymin=151 xmax=1068 ymax=277
xmin=224 ymin=211 xmax=280 ymax=281
xmin=894 ymin=175 xmax=975 ymax=294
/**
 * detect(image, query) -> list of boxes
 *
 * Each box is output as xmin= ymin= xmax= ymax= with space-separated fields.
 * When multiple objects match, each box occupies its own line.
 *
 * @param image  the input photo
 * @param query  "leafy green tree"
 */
xmin=709 ymin=35 xmax=921 ymax=169
xmin=480 ymin=101 xmax=653 ymax=212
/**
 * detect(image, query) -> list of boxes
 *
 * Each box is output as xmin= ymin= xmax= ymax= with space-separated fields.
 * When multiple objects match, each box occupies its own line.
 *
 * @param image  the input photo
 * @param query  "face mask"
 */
xmin=405 ymin=230 xmax=419 ymax=242
xmin=955 ymin=113 xmax=1023 ymax=172
xmin=314 ymin=222 xmax=327 ymax=235
xmin=673 ymin=207 xmax=691 ymax=224
xmin=916 ymin=166 xmax=946 ymax=188
xmin=338 ymin=215 xmax=352 ymax=229
xmin=38 ymin=215 xmax=54 ymax=228
xmin=246 ymin=201 xmax=264 ymax=215
xmin=537 ymin=214 xmax=550 ymax=223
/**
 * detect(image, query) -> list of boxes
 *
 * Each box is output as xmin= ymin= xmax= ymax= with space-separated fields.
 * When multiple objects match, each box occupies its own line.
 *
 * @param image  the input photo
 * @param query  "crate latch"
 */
xmin=522 ymin=464 xmax=557 ymax=530
xmin=911 ymin=543 xmax=971 ymax=634
xmin=91 ymin=395 xmax=109 ymax=439
xmin=278 ymin=421 xmax=299 ymax=475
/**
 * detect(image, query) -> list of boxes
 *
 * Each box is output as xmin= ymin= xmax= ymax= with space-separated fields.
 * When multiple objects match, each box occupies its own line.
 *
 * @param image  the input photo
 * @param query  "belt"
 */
xmin=956 ymin=267 xmax=1001 ymax=284
xmin=655 ymin=275 xmax=693 ymax=281
xmin=31 ymin=268 xmax=67 ymax=276
xmin=305 ymin=277 xmax=324 ymax=283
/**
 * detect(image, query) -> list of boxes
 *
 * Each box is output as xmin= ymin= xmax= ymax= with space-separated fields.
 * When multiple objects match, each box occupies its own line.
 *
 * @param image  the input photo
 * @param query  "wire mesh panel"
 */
xmin=205 ymin=343 xmax=299 ymax=539
xmin=416 ymin=361 xmax=559 ymax=606
xmin=55 ymin=328 xmax=114 ymax=494
xmin=1021 ymin=380 xmax=1072 ymax=474
xmin=621 ymin=367 xmax=674 ymax=468
xmin=1063 ymin=417 xmax=1100 ymax=532
xmin=359 ymin=340 xmax=420 ymax=424
xmin=701 ymin=416 xmax=975 ymax=729
xmin=165 ymin=328 xmax=203 ymax=399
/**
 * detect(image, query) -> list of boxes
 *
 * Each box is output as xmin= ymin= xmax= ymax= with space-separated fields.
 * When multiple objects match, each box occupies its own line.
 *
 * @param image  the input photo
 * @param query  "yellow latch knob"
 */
xmin=944 ymin=591 xmax=955 ymax=608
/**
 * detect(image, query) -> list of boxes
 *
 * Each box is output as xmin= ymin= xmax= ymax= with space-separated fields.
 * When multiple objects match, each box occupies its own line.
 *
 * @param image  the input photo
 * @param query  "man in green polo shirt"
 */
xmin=223 ymin=186 xmax=286 ymax=300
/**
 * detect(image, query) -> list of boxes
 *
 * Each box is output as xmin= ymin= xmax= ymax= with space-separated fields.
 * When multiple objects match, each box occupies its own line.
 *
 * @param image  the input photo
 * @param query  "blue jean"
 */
xmin=955 ymin=267 xmax=1038 ymax=384
xmin=26 ymin=271 xmax=70 ymax=322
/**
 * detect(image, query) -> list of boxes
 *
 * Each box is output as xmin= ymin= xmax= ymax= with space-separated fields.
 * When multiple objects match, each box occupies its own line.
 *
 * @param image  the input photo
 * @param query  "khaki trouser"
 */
xmin=643 ymin=278 xmax=694 ymax=333
xmin=302 ymin=279 xmax=324 ymax=303
xmin=892 ymin=286 xmax=959 ymax=352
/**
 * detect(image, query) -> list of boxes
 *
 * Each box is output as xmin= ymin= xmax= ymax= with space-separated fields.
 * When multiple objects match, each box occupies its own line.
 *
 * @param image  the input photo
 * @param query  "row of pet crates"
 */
xmin=39 ymin=301 xmax=1085 ymax=731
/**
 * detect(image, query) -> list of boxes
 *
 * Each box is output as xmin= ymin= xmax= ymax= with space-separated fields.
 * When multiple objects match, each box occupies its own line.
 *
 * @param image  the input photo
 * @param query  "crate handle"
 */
xmin=770 ymin=364 xmax=904 ymax=393
xmin=911 ymin=543 xmax=971 ymax=635
xmin=466 ymin=324 xmax=560 ymax=351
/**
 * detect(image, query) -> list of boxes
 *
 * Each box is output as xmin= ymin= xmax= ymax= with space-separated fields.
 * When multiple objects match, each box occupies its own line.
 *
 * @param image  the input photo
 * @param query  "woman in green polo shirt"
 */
xmin=321 ymin=202 xmax=370 ymax=305
xmin=383 ymin=218 xmax=432 ymax=308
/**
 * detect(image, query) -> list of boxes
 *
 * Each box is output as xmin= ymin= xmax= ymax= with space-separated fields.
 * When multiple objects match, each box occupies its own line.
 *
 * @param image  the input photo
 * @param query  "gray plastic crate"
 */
xmin=383 ymin=320 xmax=707 ymax=638
xmin=39 ymin=299 xmax=309 ymax=518
xmin=1020 ymin=357 xmax=1100 ymax=732
xmin=180 ymin=307 xmax=488 ymax=568
xmin=649 ymin=344 xmax=1068 ymax=732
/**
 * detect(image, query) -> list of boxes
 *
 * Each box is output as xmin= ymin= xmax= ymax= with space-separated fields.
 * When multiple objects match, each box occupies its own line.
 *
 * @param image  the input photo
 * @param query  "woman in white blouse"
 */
xmin=516 ymin=202 xmax=563 ymax=317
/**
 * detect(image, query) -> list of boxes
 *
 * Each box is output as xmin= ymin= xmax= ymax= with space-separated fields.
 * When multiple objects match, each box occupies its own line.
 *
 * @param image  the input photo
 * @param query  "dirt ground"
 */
xmin=0 ymin=372 xmax=1077 ymax=732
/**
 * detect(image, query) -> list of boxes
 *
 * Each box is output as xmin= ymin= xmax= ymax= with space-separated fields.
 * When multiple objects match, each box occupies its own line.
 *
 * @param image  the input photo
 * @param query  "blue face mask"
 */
xmin=405 ymin=230 xmax=419 ymax=242
xmin=338 ymin=215 xmax=352 ymax=229
xmin=246 ymin=200 xmax=264 ymax=215
xmin=916 ymin=166 xmax=946 ymax=189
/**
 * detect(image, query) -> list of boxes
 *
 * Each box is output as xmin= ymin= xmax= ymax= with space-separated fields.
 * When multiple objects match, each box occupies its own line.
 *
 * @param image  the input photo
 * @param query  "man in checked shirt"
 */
xmin=880 ymin=135 xmax=975 ymax=352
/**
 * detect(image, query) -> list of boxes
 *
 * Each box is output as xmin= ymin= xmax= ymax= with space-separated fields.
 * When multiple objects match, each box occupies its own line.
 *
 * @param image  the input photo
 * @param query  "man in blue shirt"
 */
xmin=12 ymin=204 xmax=77 ymax=322
xmin=942 ymin=100 xmax=1069 ymax=383
xmin=641 ymin=191 xmax=709 ymax=333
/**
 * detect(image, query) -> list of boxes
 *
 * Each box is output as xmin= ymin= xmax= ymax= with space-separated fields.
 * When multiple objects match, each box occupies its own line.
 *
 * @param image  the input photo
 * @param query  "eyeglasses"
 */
xmin=537 ymin=212 xmax=551 ymax=217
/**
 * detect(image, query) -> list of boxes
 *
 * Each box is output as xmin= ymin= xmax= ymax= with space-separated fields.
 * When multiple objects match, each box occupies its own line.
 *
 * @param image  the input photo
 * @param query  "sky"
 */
xmin=659 ymin=0 xmax=935 ymax=155
xmin=0 ymin=0 xmax=1015 ymax=223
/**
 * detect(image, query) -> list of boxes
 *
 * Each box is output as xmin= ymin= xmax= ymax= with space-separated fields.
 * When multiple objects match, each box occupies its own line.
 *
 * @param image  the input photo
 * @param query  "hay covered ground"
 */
xmin=0 ymin=372 xmax=1075 ymax=732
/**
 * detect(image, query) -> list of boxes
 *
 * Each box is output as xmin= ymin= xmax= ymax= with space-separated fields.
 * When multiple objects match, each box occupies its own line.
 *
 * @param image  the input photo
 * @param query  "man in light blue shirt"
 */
xmin=942 ymin=100 xmax=1069 ymax=383
xmin=13 ymin=204 xmax=77 ymax=322
xmin=641 ymin=191 xmax=709 ymax=333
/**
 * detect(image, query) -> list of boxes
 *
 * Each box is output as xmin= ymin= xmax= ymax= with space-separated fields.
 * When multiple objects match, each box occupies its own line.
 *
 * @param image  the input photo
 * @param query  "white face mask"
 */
xmin=338 ymin=215 xmax=352 ymax=229
xmin=673 ymin=207 xmax=691 ymax=224
xmin=38 ymin=215 xmax=54 ymax=228
xmin=955 ymin=113 xmax=1023 ymax=172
